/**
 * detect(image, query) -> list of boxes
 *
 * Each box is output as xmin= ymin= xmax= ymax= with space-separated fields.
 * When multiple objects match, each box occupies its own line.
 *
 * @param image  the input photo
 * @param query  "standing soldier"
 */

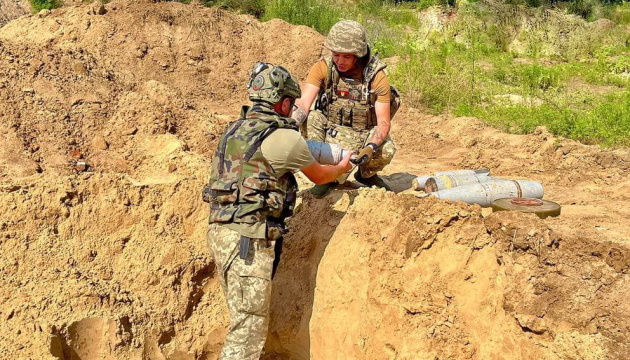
xmin=203 ymin=62 xmax=353 ymax=360
xmin=292 ymin=20 xmax=401 ymax=198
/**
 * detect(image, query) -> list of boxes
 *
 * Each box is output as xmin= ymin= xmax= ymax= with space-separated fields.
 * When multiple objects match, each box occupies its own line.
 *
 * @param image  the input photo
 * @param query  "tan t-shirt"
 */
xmin=261 ymin=129 xmax=315 ymax=176
xmin=305 ymin=59 xmax=391 ymax=103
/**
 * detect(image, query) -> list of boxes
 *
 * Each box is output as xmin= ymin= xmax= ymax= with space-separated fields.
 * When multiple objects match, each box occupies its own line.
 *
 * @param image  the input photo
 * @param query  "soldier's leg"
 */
xmin=219 ymin=240 xmax=275 ymax=360
xmin=359 ymin=136 xmax=396 ymax=179
xmin=207 ymin=224 xmax=240 ymax=295
xmin=305 ymin=110 xmax=327 ymax=142
xmin=327 ymin=126 xmax=369 ymax=183
xmin=308 ymin=111 xmax=337 ymax=198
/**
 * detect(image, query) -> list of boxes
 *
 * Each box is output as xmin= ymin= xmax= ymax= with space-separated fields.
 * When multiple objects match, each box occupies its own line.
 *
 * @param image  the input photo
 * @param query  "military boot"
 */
xmin=354 ymin=172 xmax=392 ymax=191
xmin=310 ymin=181 xmax=338 ymax=199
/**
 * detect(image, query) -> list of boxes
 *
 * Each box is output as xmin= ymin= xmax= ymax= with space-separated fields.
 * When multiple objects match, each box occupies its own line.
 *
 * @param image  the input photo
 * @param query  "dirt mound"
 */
xmin=0 ymin=0 xmax=29 ymax=27
xmin=288 ymin=191 xmax=629 ymax=359
xmin=1 ymin=1 xmax=629 ymax=359
xmin=0 ymin=1 xmax=324 ymax=359
xmin=388 ymin=108 xmax=630 ymax=244
xmin=0 ymin=0 xmax=323 ymax=179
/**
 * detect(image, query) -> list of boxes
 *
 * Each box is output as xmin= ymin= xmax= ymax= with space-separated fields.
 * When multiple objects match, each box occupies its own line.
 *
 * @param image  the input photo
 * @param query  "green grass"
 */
xmin=455 ymin=90 xmax=630 ymax=146
xmin=609 ymin=2 xmax=630 ymax=24
xmin=384 ymin=1 xmax=630 ymax=147
xmin=262 ymin=0 xmax=340 ymax=34
xmin=172 ymin=0 xmax=630 ymax=147
xmin=30 ymin=0 xmax=59 ymax=12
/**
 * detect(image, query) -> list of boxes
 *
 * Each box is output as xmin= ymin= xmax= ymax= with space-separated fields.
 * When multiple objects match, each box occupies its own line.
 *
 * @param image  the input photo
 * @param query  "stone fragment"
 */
xmin=92 ymin=135 xmax=109 ymax=150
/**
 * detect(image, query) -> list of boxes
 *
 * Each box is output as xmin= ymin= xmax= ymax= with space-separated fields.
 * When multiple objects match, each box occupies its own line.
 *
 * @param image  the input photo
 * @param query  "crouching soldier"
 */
xmin=292 ymin=20 xmax=401 ymax=198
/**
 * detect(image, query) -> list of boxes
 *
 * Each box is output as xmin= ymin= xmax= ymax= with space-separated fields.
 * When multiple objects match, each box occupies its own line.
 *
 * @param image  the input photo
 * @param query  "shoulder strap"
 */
xmin=323 ymin=57 xmax=335 ymax=89
xmin=323 ymin=57 xmax=339 ymax=99
xmin=242 ymin=110 xmax=298 ymax=162
xmin=217 ymin=118 xmax=245 ymax=176
xmin=362 ymin=56 xmax=388 ymax=103
xmin=243 ymin=126 xmax=278 ymax=162
xmin=363 ymin=56 xmax=387 ymax=87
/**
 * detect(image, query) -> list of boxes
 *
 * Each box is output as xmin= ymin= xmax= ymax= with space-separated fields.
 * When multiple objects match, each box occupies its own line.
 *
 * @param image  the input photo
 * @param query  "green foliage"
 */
xmin=518 ymin=64 xmax=563 ymax=93
xmin=196 ymin=0 xmax=265 ymax=16
xmin=609 ymin=2 xmax=630 ymax=24
xmin=391 ymin=40 xmax=477 ymax=113
xmin=455 ymin=91 xmax=630 ymax=147
xmin=609 ymin=55 xmax=630 ymax=74
xmin=30 ymin=0 xmax=59 ymax=12
xmin=568 ymin=0 xmax=598 ymax=19
xmin=356 ymin=1 xmax=419 ymax=27
xmin=181 ymin=0 xmax=630 ymax=147
xmin=262 ymin=0 xmax=340 ymax=34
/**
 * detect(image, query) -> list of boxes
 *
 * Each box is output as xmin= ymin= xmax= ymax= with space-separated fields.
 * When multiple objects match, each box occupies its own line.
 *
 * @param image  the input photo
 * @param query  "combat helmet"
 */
xmin=247 ymin=62 xmax=301 ymax=104
xmin=324 ymin=20 xmax=368 ymax=57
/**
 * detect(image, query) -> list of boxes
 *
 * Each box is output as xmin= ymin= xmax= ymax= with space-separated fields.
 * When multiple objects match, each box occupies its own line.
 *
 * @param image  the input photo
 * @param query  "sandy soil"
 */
xmin=0 ymin=0 xmax=30 ymax=27
xmin=0 ymin=1 xmax=628 ymax=359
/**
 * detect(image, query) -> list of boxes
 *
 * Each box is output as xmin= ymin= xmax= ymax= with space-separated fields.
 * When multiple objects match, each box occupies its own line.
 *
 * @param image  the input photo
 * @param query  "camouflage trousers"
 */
xmin=304 ymin=110 xmax=396 ymax=179
xmin=207 ymin=224 xmax=276 ymax=360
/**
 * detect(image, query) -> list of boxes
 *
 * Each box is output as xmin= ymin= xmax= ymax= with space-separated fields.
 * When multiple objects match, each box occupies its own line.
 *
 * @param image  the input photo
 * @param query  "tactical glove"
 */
xmin=353 ymin=143 xmax=378 ymax=166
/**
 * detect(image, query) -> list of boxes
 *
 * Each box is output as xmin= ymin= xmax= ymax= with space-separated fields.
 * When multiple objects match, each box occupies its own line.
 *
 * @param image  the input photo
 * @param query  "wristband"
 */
xmin=367 ymin=142 xmax=379 ymax=152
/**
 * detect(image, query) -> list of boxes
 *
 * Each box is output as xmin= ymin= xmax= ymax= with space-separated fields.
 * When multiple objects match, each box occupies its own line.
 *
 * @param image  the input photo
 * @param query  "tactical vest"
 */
xmin=203 ymin=105 xmax=299 ymax=240
xmin=316 ymin=56 xmax=401 ymax=131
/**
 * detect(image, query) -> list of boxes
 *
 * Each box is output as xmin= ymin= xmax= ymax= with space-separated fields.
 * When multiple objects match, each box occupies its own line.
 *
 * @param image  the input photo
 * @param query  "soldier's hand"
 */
xmin=353 ymin=143 xmax=378 ymax=166
xmin=339 ymin=151 xmax=355 ymax=172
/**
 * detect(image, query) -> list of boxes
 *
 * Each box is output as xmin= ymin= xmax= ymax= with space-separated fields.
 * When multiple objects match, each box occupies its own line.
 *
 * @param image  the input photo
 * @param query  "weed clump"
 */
xmin=30 ymin=0 xmax=59 ymax=12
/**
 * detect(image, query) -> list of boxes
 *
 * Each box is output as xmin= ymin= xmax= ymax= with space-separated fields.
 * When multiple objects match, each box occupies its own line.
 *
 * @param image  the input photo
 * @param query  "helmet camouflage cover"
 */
xmin=247 ymin=62 xmax=301 ymax=104
xmin=324 ymin=20 xmax=368 ymax=57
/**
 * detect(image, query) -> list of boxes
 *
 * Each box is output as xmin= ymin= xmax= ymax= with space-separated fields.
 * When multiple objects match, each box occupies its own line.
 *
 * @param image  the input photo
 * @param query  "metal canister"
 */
xmin=428 ymin=179 xmax=544 ymax=207
xmin=412 ymin=169 xmax=490 ymax=191
xmin=306 ymin=141 xmax=352 ymax=165
xmin=425 ymin=173 xmax=494 ymax=193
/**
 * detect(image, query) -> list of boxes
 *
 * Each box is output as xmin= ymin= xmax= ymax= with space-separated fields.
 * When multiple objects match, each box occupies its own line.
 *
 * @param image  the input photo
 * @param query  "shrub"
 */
xmin=519 ymin=64 xmax=563 ymax=93
xmin=30 ymin=0 xmax=59 ymax=12
xmin=391 ymin=40 xmax=477 ymax=113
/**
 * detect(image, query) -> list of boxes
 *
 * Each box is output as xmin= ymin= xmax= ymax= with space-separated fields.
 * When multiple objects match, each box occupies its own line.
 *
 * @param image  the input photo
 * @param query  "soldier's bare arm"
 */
xmin=293 ymin=83 xmax=320 ymax=124
xmin=291 ymin=104 xmax=308 ymax=125
xmin=300 ymin=151 xmax=354 ymax=185
xmin=369 ymin=101 xmax=391 ymax=146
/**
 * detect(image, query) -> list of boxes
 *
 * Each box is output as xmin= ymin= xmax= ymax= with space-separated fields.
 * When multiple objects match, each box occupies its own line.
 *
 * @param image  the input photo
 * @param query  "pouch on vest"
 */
xmin=237 ymin=177 xmax=284 ymax=220
xmin=207 ymin=179 xmax=238 ymax=223
xmin=326 ymin=124 xmax=370 ymax=152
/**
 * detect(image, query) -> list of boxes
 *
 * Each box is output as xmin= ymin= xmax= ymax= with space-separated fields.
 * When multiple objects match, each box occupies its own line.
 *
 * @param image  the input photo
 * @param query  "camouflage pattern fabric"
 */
xmin=318 ymin=56 xmax=401 ymax=130
xmin=206 ymin=105 xmax=299 ymax=240
xmin=324 ymin=20 xmax=368 ymax=57
xmin=208 ymin=224 xmax=275 ymax=360
xmin=306 ymin=110 xmax=396 ymax=179
xmin=327 ymin=76 xmax=374 ymax=129
xmin=248 ymin=63 xmax=301 ymax=104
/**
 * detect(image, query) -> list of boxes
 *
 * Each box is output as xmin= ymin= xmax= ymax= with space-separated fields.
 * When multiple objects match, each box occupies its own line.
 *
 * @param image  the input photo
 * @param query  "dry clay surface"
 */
xmin=0 ymin=1 xmax=629 ymax=359
xmin=0 ymin=0 xmax=30 ymax=27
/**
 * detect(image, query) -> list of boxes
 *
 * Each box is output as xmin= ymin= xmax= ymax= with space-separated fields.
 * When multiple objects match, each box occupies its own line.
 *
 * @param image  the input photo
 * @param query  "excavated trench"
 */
xmin=1 ymin=1 xmax=629 ymax=359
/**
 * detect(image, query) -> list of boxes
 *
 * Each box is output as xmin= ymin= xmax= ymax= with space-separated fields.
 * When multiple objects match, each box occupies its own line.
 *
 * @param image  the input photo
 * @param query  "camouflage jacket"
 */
xmin=316 ymin=55 xmax=400 ymax=130
xmin=204 ymin=104 xmax=299 ymax=240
